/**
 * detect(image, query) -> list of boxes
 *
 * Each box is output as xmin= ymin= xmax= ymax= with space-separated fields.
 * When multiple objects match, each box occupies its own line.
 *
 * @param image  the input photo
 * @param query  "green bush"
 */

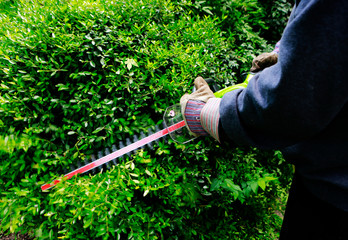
xmin=0 ymin=0 xmax=293 ymax=239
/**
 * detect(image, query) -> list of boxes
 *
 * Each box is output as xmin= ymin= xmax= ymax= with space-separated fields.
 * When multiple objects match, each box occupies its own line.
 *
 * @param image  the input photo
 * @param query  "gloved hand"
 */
xmin=180 ymin=77 xmax=221 ymax=141
xmin=250 ymin=52 xmax=278 ymax=73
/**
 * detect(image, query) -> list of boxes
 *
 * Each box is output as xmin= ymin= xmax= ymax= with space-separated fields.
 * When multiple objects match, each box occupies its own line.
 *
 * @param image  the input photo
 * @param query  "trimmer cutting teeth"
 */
xmin=41 ymin=74 xmax=254 ymax=191
xmin=41 ymin=123 xmax=181 ymax=191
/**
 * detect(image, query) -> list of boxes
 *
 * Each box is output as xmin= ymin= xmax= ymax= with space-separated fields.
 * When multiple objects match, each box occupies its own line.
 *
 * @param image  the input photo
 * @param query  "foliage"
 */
xmin=0 ymin=0 xmax=293 ymax=239
xmin=258 ymin=0 xmax=293 ymax=43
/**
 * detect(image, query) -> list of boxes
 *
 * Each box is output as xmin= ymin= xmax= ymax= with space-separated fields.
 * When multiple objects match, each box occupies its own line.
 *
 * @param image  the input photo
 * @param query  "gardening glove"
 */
xmin=180 ymin=77 xmax=221 ymax=142
xmin=250 ymin=41 xmax=280 ymax=73
xmin=250 ymin=52 xmax=278 ymax=73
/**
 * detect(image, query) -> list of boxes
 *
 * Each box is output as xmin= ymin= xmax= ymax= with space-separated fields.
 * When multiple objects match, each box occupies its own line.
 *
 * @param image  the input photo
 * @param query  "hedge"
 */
xmin=0 ymin=0 xmax=293 ymax=239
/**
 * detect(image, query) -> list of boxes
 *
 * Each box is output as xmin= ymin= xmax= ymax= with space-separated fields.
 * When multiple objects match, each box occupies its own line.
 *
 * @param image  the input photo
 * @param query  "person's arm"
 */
xmin=220 ymin=0 xmax=348 ymax=149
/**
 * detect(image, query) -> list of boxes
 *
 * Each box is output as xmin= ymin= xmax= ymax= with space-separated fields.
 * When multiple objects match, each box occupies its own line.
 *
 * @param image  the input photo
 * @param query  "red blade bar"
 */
xmin=41 ymin=120 xmax=186 ymax=191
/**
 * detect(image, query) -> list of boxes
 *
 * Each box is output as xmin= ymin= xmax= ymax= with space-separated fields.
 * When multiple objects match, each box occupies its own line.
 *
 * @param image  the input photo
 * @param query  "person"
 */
xmin=180 ymin=0 xmax=348 ymax=239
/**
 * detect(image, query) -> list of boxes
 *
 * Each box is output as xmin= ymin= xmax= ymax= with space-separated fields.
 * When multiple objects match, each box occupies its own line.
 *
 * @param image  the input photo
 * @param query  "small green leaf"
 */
xmin=145 ymin=169 xmax=152 ymax=176
xmin=257 ymin=179 xmax=266 ymax=191
xmin=92 ymin=127 xmax=103 ymax=134
xmin=143 ymin=189 xmax=149 ymax=197
xmin=100 ymin=58 xmax=105 ymax=66
xmin=249 ymin=181 xmax=258 ymax=194
xmin=223 ymin=179 xmax=241 ymax=193
xmin=210 ymin=178 xmax=222 ymax=191
xmin=83 ymin=218 xmax=93 ymax=229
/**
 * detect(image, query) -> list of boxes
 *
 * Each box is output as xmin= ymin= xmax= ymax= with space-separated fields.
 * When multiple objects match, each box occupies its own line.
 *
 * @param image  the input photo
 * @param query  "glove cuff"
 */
xmin=184 ymin=100 xmax=208 ymax=136
xmin=200 ymin=98 xmax=221 ymax=142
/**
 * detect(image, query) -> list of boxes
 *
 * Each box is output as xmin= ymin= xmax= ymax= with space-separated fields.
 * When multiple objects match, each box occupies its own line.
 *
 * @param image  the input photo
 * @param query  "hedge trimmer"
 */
xmin=41 ymin=74 xmax=254 ymax=191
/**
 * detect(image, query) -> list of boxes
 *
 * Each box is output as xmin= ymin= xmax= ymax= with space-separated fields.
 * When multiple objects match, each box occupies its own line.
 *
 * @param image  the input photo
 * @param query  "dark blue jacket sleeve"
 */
xmin=220 ymin=0 xmax=348 ymax=149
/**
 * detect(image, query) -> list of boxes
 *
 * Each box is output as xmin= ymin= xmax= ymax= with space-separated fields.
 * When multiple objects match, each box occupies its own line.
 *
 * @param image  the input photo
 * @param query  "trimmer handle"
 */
xmin=164 ymin=73 xmax=255 ymax=144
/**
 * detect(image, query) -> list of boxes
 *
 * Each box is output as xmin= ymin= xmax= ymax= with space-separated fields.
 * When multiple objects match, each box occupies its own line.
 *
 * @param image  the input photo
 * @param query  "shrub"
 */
xmin=258 ymin=0 xmax=293 ymax=43
xmin=0 ymin=0 xmax=293 ymax=239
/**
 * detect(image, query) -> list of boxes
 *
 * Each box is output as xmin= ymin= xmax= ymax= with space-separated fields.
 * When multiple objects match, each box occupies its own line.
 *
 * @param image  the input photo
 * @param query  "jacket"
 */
xmin=219 ymin=0 xmax=348 ymax=211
